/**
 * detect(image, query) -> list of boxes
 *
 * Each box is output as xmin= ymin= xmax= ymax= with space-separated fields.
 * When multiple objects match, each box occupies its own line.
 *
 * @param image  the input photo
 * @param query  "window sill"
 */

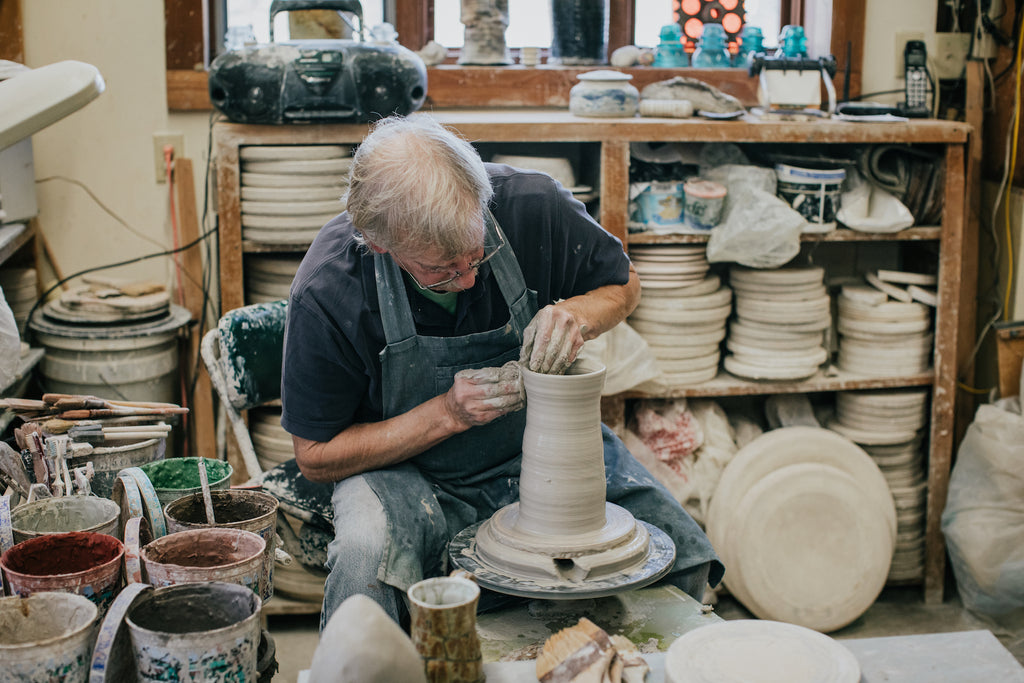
xmin=167 ymin=65 xmax=760 ymax=112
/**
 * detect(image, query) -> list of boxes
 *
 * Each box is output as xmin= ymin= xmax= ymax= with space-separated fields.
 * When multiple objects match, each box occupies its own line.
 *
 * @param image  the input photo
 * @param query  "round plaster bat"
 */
xmin=309 ymin=594 xmax=427 ymax=683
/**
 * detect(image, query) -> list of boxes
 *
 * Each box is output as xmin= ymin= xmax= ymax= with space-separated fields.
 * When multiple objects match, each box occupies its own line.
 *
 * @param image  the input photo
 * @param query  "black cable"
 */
xmin=842 ymin=88 xmax=905 ymax=102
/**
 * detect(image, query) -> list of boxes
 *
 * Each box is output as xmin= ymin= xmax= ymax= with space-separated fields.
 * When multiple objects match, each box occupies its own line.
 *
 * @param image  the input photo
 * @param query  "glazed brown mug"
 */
xmin=407 ymin=569 xmax=485 ymax=683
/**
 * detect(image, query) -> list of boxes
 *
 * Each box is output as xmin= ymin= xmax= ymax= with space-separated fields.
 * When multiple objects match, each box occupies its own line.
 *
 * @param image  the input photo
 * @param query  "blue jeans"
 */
xmin=322 ymin=475 xmax=405 ymax=631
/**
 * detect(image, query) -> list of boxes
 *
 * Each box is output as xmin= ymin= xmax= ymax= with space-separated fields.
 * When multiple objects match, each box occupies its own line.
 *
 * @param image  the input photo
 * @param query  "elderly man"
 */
xmin=281 ymin=115 xmax=722 ymax=628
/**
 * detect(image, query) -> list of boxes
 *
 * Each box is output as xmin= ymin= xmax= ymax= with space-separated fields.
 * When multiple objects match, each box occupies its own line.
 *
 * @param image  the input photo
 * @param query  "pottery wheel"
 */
xmin=450 ymin=512 xmax=675 ymax=599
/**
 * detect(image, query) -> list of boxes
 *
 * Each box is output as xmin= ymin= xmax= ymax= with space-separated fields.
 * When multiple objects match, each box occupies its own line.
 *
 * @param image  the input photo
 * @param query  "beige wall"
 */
xmin=18 ymin=0 xmax=938 ymax=299
xmin=20 ymin=0 xmax=212 ymax=298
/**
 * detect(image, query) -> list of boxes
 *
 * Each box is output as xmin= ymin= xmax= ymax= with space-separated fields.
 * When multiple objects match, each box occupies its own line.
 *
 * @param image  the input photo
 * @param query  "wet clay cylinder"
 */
xmin=139 ymin=527 xmax=265 ymax=597
xmin=11 ymin=495 xmax=120 ymax=543
xmin=0 ymin=591 xmax=99 ymax=682
xmin=0 ymin=531 xmax=124 ymax=616
xmin=163 ymin=489 xmax=278 ymax=600
xmin=516 ymin=360 xmax=608 ymax=537
xmin=126 ymin=581 xmax=262 ymax=682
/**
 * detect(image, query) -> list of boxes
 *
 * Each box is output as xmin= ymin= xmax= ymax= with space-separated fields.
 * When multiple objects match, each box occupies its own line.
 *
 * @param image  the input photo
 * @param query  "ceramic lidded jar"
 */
xmin=569 ymin=70 xmax=639 ymax=118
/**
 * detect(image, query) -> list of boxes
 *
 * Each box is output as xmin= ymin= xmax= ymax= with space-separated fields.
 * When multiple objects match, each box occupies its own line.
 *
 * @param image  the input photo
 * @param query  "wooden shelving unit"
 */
xmin=213 ymin=110 xmax=972 ymax=605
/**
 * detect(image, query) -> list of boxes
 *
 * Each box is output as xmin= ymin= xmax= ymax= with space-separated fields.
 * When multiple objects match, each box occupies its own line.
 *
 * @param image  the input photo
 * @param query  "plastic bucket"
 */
xmin=138 ymin=457 xmax=233 ymax=507
xmin=69 ymin=437 xmax=166 ymax=499
xmin=632 ymin=181 xmax=685 ymax=232
xmin=126 ymin=581 xmax=262 ymax=683
xmin=139 ymin=527 xmax=265 ymax=597
xmin=11 ymin=495 xmax=121 ymax=543
xmin=0 ymin=531 xmax=124 ymax=616
xmin=0 ymin=591 xmax=98 ymax=682
xmin=164 ymin=489 xmax=279 ymax=601
xmin=683 ymin=178 xmax=728 ymax=231
xmin=775 ymin=163 xmax=846 ymax=231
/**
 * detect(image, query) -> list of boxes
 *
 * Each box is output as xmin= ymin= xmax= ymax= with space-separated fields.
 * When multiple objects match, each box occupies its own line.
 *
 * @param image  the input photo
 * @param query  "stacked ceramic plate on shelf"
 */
xmin=249 ymin=407 xmax=294 ymax=473
xmin=836 ymin=283 xmax=934 ymax=376
xmin=829 ymin=389 xmax=929 ymax=581
xmin=707 ymin=426 xmax=896 ymax=633
xmin=240 ymin=145 xmax=351 ymax=244
xmin=722 ymin=266 xmax=832 ymax=381
xmin=245 ymin=254 xmax=303 ymax=304
xmin=0 ymin=267 xmax=37 ymax=337
xmin=628 ymin=245 xmax=730 ymax=385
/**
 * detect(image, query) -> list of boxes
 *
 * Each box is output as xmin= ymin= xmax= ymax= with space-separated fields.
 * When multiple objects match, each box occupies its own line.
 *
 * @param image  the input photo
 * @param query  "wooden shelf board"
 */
xmin=625 ymin=368 xmax=935 ymax=399
xmin=628 ymin=226 xmax=943 ymax=244
xmin=0 ymin=222 xmax=33 ymax=265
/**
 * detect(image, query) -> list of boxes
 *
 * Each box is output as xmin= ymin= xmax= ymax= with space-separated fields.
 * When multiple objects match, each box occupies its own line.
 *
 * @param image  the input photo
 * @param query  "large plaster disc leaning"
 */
xmin=664 ymin=619 xmax=861 ymax=683
xmin=451 ymin=360 xmax=676 ymax=598
xmin=728 ymin=463 xmax=893 ymax=632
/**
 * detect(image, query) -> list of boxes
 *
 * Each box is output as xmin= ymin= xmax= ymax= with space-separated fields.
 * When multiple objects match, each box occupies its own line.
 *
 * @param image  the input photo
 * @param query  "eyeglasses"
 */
xmin=399 ymin=212 xmax=505 ymax=291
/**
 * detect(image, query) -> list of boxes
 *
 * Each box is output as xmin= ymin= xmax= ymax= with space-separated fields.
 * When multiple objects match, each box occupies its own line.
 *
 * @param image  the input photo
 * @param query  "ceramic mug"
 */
xmin=407 ymin=570 xmax=484 ymax=683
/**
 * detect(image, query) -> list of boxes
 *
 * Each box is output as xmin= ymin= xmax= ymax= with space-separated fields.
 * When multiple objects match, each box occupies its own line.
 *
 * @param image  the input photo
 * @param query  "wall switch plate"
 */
xmin=895 ymin=31 xmax=927 ymax=79
xmin=934 ymin=33 xmax=971 ymax=80
xmin=153 ymin=132 xmax=184 ymax=183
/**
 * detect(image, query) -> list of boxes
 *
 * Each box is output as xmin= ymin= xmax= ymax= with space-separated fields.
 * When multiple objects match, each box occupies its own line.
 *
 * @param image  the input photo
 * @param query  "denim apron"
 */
xmin=365 ymin=221 xmax=723 ymax=593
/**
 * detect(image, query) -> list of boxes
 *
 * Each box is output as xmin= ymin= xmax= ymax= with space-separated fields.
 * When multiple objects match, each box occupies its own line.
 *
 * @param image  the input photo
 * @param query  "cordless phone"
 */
xmin=899 ymin=40 xmax=931 ymax=118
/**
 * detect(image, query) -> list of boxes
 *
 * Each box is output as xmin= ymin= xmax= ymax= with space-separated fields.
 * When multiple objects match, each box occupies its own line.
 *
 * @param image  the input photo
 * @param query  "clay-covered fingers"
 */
xmin=445 ymin=365 xmax=525 ymax=428
xmin=519 ymin=305 xmax=583 ymax=375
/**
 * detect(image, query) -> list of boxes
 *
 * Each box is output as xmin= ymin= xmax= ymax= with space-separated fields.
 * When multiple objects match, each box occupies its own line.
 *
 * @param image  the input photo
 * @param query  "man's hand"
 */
xmin=519 ymin=304 xmax=586 ymax=375
xmin=444 ymin=361 xmax=525 ymax=429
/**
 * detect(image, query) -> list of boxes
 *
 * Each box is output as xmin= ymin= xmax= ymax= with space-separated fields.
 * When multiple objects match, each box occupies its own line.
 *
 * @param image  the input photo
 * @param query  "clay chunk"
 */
xmin=536 ymin=617 xmax=650 ymax=683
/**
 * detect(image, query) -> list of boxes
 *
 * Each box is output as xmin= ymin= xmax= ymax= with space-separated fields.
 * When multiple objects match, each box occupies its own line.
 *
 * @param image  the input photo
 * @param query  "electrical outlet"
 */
xmin=153 ymin=132 xmax=184 ymax=183
xmin=934 ymin=33 xmax=971 ymax=80
xmin=895 ymin=31 xmax=926 ymax=79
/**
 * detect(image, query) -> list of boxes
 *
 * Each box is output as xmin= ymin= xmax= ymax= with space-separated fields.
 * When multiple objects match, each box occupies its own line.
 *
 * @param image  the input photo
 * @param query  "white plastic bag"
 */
xmin=942 ymin=403 xmax=1024 ymax=616
xmin=0 ymin=285 xmax=21 ymax=391
xmin=578 ymin=321 xmax=664 ymax=395
xmin=836 ymin=168 xmax=915 ymax=233
xmin=703 ymin=164 xmax=805 ymax=268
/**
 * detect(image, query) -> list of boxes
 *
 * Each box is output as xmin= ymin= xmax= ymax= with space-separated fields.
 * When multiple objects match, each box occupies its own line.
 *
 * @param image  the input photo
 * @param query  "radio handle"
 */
xmin=269 ymin=0 xmax=364 ymax=41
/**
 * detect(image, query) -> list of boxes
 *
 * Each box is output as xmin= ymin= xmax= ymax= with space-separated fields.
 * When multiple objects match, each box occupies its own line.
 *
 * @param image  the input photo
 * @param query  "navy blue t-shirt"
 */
xmin=281 ymin=164 xmax=631 ymax=443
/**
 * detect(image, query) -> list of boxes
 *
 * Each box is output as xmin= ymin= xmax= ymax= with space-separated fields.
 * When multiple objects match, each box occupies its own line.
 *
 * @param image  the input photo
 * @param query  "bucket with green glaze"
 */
xmin=138 ymin=457 xmax=233 ymax=507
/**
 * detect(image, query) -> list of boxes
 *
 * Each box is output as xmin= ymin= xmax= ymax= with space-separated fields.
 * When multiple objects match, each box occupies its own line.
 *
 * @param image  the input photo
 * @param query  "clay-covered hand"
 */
xmin=444 ymin=361 xmax=525 ymax=428
xmin=519 ymin=304 xmax=585 ymax=375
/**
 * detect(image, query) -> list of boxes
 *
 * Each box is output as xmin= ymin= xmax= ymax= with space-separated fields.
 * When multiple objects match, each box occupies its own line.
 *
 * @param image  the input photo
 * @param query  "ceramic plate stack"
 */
xmin=628 ymin=272 xmax=731 ymax=385
xmin=830 ymin=389 xmax=929 ymax=581
xmin=723 ymin=266 xmax=831 ymax=381
xmin=629 ymin=244 xmax=711 ymax=288
xmin=706 ymin=426 xmax=896 ymax=633
xmin=836 ymin=285 xmax=933 ymax=376
xmin=0 ymin=267 xmax=37 ymax=337
xmin=240 ymin=145 xmax=351 ymax=244
xmin=249 ymin=407 xmax=294 ymax=473
xmin=245 ymin=255 xmax=303 ymax=304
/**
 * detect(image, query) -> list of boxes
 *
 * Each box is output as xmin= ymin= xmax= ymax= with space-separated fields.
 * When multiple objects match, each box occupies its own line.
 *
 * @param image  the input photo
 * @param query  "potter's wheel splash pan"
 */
xmin=449 ymin=517 xmax=675 ymax=600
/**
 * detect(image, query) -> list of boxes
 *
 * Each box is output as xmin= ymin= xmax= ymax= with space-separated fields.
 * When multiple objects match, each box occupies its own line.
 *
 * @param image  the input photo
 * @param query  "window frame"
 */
xmin=164 ymin=0 xmax=864 ymax=110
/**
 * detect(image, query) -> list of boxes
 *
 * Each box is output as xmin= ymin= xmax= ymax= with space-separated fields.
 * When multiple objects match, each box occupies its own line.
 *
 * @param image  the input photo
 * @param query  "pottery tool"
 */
xmin=67 ymin=422 xmax=172 ymax=442
xmin=198 ymin=458 xmax=217 ymax=525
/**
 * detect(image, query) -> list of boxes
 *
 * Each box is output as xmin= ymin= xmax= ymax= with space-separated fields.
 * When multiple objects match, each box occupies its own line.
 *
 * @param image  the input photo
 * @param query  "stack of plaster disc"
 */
xmin=829 ymin=389 xmax=929 ymax=581
xmin=629 ymin=244 xmax=710 ymax=288
xmin=723 ymin=266 xmax=831 ymax=381
xmin=245 ymin=255 xmax=303 ymax=304
xmin=0 ymin=267 xmax=37 ymax=337
xmin=240 ymin=145 xmax=351 ymax=244
xmin=628 ymin=273 xmax=730 ymax=385
xmin=836 ymin=282 xmax=933 ymax=376
xmin=250 ymin=408 xmax=294 ymax=473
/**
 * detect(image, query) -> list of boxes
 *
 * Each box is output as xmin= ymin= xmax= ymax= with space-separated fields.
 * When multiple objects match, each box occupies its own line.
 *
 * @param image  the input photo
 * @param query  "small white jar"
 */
xmin=569 ymin=70 xmax=639 ymax=118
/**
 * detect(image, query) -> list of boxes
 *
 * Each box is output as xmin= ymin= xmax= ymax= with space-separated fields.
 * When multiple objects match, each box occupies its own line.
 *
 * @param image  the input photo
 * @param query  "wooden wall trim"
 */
xmin=0 ymin=0 xmax=24 ymax=63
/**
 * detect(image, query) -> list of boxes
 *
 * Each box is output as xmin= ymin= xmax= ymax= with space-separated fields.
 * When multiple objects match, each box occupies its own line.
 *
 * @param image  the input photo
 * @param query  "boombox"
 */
xmin=208 ymin=1 xmax=427 ymax=124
